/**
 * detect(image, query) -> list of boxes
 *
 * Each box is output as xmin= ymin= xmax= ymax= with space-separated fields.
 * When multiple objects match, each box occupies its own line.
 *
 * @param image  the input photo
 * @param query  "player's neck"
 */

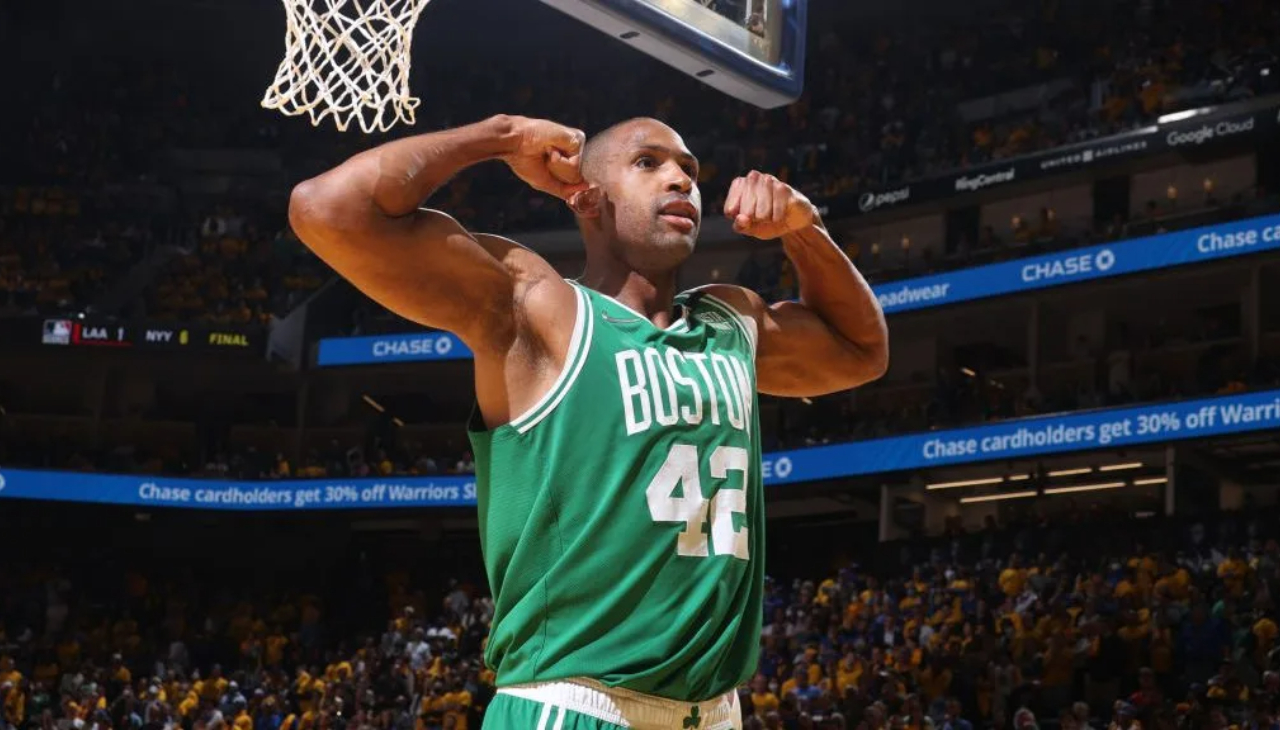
xmin=578 ymin=266 xmax=680 ymax=327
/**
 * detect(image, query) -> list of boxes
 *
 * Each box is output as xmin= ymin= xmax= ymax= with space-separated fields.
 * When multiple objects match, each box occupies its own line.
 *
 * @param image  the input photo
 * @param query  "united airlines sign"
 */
xmin=828 ymin=95 xmax=1280 ymax=219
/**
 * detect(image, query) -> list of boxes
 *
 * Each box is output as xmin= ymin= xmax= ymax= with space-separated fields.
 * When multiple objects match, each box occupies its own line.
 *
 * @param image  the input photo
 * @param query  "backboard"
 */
xmin=536 ymin=0 xmax=806 ymax=108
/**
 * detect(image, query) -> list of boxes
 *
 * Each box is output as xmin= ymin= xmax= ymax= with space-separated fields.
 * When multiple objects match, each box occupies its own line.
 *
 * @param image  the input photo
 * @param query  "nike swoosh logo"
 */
xmin=601 ymin=313 xmax=641 ymax=324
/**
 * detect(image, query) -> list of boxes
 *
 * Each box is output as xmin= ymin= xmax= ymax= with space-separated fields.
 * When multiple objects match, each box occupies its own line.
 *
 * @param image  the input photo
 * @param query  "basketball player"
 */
xmin=289 ymin=115 xmax=887 ymax=730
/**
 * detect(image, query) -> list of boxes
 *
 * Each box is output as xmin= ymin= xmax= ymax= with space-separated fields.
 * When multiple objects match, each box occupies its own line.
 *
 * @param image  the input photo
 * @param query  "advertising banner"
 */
xmin=5 ymin=390 xmax=1279 ymax=509
xmin=825 ymin=96 xmax=1280 ymax=219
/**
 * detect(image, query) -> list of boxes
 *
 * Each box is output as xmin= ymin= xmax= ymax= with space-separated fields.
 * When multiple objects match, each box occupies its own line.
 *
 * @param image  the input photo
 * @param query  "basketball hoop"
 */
xmin=262 ymin=0 xmax=432 ymax=134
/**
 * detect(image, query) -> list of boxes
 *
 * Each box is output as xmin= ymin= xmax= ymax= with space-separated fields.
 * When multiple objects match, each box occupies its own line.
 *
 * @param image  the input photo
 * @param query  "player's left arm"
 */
xmin=717 ymin=171 xmax=888 ymax=397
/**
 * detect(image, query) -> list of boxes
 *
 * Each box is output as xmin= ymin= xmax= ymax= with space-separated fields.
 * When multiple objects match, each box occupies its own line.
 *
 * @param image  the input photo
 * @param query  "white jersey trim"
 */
xmin=534 ymin=701 xmax=553 ymax=730
xmin=498 ymin=678 xmax=742 ymax=730
xmin=512 ymin=283 xmax=596 ymax=432
xmin=507 ymin=284 xmax=593 ymax=433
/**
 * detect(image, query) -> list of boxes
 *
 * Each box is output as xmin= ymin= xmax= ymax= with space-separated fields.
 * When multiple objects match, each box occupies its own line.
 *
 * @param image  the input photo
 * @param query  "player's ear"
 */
xmin=568 ymin=186 xmax=602 ymax=218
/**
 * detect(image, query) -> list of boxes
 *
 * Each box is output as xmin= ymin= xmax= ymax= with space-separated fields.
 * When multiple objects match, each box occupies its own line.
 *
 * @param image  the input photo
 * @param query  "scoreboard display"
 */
xmin=537 ymin=0 xmax=806 ymax=108
xmin=38 ymin=318 xmax=260 ymax=354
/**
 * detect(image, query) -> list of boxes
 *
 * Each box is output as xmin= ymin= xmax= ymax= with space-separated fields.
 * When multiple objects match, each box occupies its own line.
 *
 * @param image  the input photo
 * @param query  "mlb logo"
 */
xmin=42 ymin=319 xmax=72 ymax=345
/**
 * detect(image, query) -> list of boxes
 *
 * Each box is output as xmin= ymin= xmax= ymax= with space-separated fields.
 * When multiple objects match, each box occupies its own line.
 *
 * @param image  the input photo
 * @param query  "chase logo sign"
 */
xmin=1095 ymin=249 xmax=1116 ymax=271
xmin=1021 ymin=248 xmax=1115 ymax=283
xmin=316 ymin=332 xmax=472 ymax=367
xmin=371 ymin=334 xmax=455 ymax=358
xmin=761 ymin=456 xmax=793 ymax=481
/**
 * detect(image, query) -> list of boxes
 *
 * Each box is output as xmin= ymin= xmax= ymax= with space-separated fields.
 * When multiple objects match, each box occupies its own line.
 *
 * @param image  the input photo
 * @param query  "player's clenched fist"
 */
xmin=724 ymin=171 xmax=818 ymax=240
xmin=500 ymin=116 xmax=589 ymax=201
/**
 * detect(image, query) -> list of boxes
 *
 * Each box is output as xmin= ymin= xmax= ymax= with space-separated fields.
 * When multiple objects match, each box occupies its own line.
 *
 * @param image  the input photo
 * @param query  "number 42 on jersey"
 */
xmin=646 ymin=443 xmax=750 ymax=560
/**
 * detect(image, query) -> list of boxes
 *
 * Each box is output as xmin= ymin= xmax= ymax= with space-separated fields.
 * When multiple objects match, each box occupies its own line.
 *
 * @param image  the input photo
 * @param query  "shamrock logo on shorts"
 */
xmin=682 ymin=706 xmax=701 ymax=729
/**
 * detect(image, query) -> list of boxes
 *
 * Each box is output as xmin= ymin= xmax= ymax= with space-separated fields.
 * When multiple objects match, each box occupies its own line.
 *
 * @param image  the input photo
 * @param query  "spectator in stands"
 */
xmin=6 ymin=0 xmax=1279 ymax=322
xmin=12 ymin=503 xmax=1280 ymax=728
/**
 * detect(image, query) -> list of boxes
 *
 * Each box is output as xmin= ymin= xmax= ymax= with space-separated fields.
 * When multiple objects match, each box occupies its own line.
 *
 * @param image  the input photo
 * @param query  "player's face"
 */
xmin=600 ymin=121 xmax=702 ymax=270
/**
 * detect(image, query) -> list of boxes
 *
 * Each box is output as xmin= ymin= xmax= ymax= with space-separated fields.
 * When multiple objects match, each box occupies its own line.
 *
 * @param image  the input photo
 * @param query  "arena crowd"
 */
xmin=3 ymin=1 xmax=1280 ymax=730
xmin=2 ymin=0 xmax=1277 ymax=324
xmin=3 ymin=507 xmax=1280 ymax=730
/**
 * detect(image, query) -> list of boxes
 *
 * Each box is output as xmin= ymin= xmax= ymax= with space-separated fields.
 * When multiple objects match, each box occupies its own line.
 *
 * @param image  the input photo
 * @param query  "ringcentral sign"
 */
xmin=954 ymin=167 xmax=1016 ymax=192
xmin=826 ymin=96 xmax=1280 ymax=219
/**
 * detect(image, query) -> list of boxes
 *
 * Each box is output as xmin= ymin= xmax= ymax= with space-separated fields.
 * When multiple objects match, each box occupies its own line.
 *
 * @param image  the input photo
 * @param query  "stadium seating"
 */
xmin=2 ymin=2 xmax=1280 ymax=729
xmin=3 ymin=506 xmax=1280 ymax=729
xmin=1 ymin=0 xmax=1276 ymax=320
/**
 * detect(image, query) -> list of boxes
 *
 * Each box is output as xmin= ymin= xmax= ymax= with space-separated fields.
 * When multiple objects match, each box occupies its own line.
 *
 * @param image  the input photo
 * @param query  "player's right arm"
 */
xmin=287 ymin=115 xmax=587 ymax=425
xmin=288 ymin=114 xmax=583 ymax=345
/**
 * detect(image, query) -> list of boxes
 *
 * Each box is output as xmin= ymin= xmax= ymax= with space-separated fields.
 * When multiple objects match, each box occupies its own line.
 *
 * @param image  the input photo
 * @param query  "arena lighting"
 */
xmin=925 ymin=476 xmax=1005 ymax=490
xmin=1158 ymin=108 xmax=1205 ymax=124
xmin=392 ymin=417 xmax=405 ymax=428
xmin=960 ymin=367 xmax=977 ymax=377
xmin=1043 ymin=481 xmax=1127 ymax=495
xmin=1047 ymin=467 xmax=1093 ymax=477
xmin=1134 ymin=477 xmax=1170 ymax=486
xmin=361 ymin=394 xmax=386 ymax=413
xmin=1099 ymin=462 xmax=1145 ymax=472
xmin=959 ymin=490 xmax=1037 ymax=504
xmin=1006 ymin=474 xmax=1032 ymax=481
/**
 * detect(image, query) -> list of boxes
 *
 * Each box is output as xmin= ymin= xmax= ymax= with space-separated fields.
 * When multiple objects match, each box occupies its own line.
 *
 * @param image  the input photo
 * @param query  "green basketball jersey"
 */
xmin=467 ymin=281 xmax=765 ymax=702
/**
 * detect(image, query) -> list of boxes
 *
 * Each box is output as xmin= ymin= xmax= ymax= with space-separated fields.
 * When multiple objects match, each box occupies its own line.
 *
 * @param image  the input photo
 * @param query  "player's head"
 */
xmin=573 ymin=117 xmax=701 ymax=272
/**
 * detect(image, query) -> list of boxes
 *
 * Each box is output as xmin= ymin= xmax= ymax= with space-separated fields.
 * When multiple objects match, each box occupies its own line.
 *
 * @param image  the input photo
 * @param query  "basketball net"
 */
xmin=262 ymin=0 xmax=432 ymax=133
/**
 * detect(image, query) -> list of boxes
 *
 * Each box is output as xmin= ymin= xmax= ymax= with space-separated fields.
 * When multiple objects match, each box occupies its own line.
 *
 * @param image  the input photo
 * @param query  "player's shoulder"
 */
xmin=680 ymin=283 xmax=766 ymax=323
xmin=472 ymin=232 xmax=563 ymax=286
xmin=473 ymin=232 xmax=575 ymax=307
xmin=466 ymin=232 xmax=576 ymax=360
xmin=681 ymin=284 xmax=762 ymax=354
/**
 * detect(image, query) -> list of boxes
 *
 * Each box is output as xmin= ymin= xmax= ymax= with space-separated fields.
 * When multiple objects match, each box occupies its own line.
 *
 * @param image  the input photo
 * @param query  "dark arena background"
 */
xmin=3 ymin=0 xmax=1280 ymax=728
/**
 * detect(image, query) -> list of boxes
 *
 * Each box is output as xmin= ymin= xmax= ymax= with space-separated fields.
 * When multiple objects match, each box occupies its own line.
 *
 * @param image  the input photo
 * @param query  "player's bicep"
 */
xmin=290 ymin=197 xmax=520 ymax=351
xmin=757 ymin=300 xmax=883 ymax=397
